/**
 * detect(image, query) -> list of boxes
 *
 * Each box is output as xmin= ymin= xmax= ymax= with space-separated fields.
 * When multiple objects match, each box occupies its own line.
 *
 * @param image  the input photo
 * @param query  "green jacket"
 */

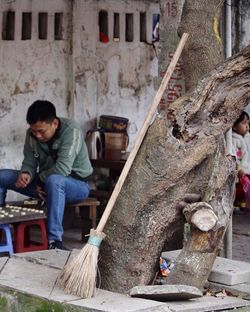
xmin=21 ymin=118 xmax=93 ymax=183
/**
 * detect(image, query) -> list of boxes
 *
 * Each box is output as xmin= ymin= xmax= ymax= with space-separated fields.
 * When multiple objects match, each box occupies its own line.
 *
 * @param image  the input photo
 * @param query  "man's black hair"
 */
xmin=233 ymin=111 xmax=249 ymax=128
xmin=26 ymin=100 xmax=57 ymax=124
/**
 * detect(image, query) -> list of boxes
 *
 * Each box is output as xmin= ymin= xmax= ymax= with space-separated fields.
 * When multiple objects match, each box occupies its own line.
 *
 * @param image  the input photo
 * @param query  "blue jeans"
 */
xmin=0 ymin=169 xmax=90 ymax=241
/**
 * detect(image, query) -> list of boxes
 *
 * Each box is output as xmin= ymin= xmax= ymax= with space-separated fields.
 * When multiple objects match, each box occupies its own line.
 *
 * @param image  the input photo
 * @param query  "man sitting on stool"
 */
xmin=0 ymin=100 xmax=93 ymax=250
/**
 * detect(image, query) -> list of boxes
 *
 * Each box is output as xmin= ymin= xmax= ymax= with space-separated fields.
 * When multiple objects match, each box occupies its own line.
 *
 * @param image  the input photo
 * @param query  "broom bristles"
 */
xmin=59 ymin=229 xmax=106 ymax=298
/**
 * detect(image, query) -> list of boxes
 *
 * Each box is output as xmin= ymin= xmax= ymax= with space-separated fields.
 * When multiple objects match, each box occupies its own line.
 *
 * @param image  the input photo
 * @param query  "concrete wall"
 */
xmin=72 ymin=0 xmax=160 ymax=147
xmin=238 ymin=0 xmax=250 ymax=50
xmin=0 ymin=0 xmax=71 ymax=172
xmin=0 ymin=0 xmax=159 ymax=179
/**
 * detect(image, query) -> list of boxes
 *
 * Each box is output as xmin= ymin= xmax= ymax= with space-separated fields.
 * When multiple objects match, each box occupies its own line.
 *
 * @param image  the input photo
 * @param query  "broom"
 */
xmin=60 ymin=33 xmax=189 ymax=298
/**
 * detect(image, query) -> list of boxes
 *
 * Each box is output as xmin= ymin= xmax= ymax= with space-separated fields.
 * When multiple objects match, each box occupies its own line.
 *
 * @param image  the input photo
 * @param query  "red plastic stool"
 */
xmin=13 ymin=219 xmax=48 ymax=253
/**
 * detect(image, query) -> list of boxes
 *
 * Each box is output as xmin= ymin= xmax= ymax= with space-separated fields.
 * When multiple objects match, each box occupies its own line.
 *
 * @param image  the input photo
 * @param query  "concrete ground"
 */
xmin=232 ymin=212 xmax=250 ymax=262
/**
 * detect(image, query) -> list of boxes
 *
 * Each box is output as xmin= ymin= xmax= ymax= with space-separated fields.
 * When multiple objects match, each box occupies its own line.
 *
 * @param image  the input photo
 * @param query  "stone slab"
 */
xmin=69 ymin=289 xmax=171 ymax=312
xmin=0 ymin=254 xmax=249 ymax=312
xmin=165 ymin=295 xmax=250 ymax=312
xmin=48 ymin=248 xmax=82 ymax=302
xmin=129 ymin=285 xmax=203 ymax=301
xmin=162 ymin=249 xmax=250 ymax=286
xmin=210 ymin=258 xmax=250 ymax=285
xmin=67 ymin=248 xmax=80 ymax=262
xmin=0 ymin=257 xmax=60 ymax=298
xmin=0 ymin=257 xmax=8 ymax=271
xmin=13 ymin=249 xmax=70 ymax=269
xmin=208 ymin=280 xmax=250 ymax=299
xmin=49 ymin=282 xmax=81 ymax=303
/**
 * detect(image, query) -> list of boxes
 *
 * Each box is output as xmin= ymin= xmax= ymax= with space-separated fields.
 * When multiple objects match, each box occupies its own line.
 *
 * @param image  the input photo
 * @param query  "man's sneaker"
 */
xmin=48 ymin=240 xmax=68 ymax=250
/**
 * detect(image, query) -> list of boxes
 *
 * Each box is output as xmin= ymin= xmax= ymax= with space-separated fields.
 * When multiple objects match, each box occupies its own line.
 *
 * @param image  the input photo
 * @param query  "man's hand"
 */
xmin=37 ymin=185 xmax=46 ymax=201
xmin=15 ymin=172 xmax=31 ymax=188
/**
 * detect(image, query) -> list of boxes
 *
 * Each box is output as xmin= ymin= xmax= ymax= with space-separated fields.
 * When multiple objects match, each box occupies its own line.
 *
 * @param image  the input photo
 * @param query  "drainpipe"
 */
xmin=224 ymin=0 xmax=233 ymax=260
xmin=67 ymin=0 xmax=75 ymax=119
xmin=225 ymin=0 xmax=232 ymax=59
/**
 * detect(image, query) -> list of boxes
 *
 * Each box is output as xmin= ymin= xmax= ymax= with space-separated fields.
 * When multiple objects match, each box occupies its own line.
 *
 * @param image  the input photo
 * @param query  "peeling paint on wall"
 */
xmin=0 ymin=0 xmax=71 ymax=199
xmin=73 ymin=0 xmax=160 ymax=148
xmin=238 ymin=0 xmax=250 ymax=51
xmin=0 ymin=99 xmax=12 ymax=119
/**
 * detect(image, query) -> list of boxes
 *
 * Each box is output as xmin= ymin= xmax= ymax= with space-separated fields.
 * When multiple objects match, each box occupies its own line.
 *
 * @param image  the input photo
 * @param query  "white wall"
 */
xmin=0 ymin=0 xmax=159 ymax=200
xmin=0 ymin=0 xmax=73 ymax=201
xmin=72 ymin=0 xmax=160 ymax=148
xmin=239 ymin=0 xmax=250 ymax=50
xmin=0 ymin=0 xmax=159 ymax=170
xmin=0 ymin=0 xmax=71 ymax=173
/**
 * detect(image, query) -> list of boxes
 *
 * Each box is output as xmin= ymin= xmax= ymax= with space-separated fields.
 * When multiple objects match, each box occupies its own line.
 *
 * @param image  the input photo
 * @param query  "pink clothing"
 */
xmin=232 ymin=131 xmax=250 ymax=212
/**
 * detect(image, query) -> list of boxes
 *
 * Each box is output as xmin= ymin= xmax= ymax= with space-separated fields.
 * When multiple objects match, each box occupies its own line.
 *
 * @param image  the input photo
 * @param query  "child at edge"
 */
xmin=232 ymin=111 xmax=250 ymax=212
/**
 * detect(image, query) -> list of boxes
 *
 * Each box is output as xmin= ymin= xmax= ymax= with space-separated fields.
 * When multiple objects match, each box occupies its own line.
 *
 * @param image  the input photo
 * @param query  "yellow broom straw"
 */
xmin=60 ymin=33 xmax=189 ymax=298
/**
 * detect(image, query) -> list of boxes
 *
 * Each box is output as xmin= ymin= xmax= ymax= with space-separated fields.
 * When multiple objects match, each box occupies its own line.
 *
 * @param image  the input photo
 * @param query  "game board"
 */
xmin=0 ymin=204 xmax=46 ymax=224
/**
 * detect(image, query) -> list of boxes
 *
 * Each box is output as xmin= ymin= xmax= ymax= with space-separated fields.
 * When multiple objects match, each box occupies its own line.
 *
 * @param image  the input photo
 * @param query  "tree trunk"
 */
xmin=157 ymin=0 xmax=224 ymax=251
xmin=99 ymin=45 xmax=250 ymax=293
xmin=165 ymin=136 xmax=235 ymax=289
xmin=178 ymin=0 xmax=224 ymax=91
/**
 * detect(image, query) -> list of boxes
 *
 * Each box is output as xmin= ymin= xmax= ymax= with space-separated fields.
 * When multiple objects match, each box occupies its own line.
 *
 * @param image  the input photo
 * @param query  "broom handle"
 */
xmin=97 ymin=33 xmax=189 ymax=232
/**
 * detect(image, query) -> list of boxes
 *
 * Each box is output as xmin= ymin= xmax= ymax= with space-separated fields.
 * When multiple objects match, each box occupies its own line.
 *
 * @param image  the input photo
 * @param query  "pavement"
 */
xmin=1 ymin=249 xmax=250 ymax=312
xmin=232 ymin=212 xmax=250 ymax=262
xmin=0 ymin=212 xmax=249 ymax=311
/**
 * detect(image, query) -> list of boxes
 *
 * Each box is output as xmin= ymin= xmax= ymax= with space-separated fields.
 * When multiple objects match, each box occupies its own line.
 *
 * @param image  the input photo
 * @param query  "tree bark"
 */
xmin=165 ymin=135 xmax=235 ymax=289
xmin=99 ymin=45 xmax=250 ymax=293
xmin=178 ymin=0 xmax=224 ymax=91
xmin=157 ymin=0 xmax=224 ymax=247
xmin=183 ymin=202 xmax=218 ymax=232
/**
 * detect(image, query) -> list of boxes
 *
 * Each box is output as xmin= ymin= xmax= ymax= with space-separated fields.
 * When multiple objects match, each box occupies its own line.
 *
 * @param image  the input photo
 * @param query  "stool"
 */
xmin=13 ymin=219 xmax=48 ymax=253
xmin=0 ymin=224 xmax=14 ymax=256
xmin=66 ymin=198 xmax=100 ymax=241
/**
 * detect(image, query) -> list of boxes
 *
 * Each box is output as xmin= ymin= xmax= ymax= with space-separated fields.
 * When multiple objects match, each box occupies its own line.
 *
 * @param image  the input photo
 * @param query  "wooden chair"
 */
xmin=65 ymin=198 xmax=100 ymax=242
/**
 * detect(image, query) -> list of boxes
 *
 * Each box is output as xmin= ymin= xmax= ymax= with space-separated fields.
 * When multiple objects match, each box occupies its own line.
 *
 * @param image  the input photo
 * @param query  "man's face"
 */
xmin=29 ymin=119 xmax=59 ymax=142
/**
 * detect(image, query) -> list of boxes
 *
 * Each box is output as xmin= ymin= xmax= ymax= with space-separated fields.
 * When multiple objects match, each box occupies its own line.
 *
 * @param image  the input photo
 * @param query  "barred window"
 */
xmin=38 ymin=12 xmax=48 ymax=40
xmin=99 ymin=10 xmax=109 ymax=43
xmin=113 ymin=13 xmax=120 ymax=41
xmin=22 ymin=12 xmax=32 ymax=40
xmin=54 ymin=12 xmax=63 ymax=40
xmin=2 ymin=11 xmax=15 ymax=40
xmin=140 ymin=12 xmax=146 ymax=42
xmin=125 ymin=13 xmax=133 ymax=42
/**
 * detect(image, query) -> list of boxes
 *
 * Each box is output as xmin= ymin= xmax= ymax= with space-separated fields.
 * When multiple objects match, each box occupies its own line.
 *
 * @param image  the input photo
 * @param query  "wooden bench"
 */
xmin=65 ymin=197 xmax=100 ymax=242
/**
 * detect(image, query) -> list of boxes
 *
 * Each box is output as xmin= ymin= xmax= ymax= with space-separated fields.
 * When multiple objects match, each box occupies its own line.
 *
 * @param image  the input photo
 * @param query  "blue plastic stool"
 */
xmin=0 ymin=224 xmax=14 ymax=256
